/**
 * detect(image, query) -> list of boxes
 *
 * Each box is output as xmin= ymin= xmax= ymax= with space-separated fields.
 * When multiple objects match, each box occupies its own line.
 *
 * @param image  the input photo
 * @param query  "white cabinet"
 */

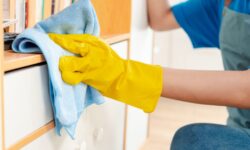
xmin=3 ymin=41 xmax=128 ymax=150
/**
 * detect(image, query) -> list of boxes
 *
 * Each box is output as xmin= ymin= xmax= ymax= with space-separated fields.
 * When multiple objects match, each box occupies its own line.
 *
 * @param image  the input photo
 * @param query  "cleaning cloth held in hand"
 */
xmin=12 ymin=0 xmax=104 ymax=139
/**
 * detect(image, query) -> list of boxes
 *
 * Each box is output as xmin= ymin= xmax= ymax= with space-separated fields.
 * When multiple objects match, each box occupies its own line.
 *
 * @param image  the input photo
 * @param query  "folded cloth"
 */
xmin=12 ymin=0 xmax=104 ymax=139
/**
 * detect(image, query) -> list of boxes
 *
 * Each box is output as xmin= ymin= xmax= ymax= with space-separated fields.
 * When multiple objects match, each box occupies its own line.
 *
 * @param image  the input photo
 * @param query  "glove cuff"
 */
xmin=104 ymin=60 xmax=163 ymax=113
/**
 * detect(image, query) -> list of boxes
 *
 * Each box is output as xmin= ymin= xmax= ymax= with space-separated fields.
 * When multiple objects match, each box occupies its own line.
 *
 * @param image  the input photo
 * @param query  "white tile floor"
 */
xmin=140 ymin=98 xmax=228 ymax=150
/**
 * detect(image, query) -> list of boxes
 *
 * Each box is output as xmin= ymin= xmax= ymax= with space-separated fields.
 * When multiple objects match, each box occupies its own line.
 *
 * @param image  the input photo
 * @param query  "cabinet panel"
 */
xmin=23 ymin=98 xmax=125 ymax=150
xmin=10 ymin=41 xmax=128 ymax=150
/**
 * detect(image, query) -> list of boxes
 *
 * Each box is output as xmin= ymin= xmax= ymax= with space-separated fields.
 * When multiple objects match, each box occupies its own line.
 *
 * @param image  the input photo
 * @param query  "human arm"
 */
xmin=147 ymin=0 xmax=179 ymax=31
xmin=49 ymin=33 xmax=250 ymax=113
xmin=162 ymin=68 xmax=250 ymax=108
xmin=49 ymin=33 xmax=163 ymax=113
xmin=147 ymin=0 xmax=249 ymax=107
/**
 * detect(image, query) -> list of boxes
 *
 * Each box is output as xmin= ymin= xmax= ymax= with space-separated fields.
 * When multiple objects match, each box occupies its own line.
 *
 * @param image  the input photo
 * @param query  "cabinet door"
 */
xmin=22 ymin=41 xmax=128 ymax=150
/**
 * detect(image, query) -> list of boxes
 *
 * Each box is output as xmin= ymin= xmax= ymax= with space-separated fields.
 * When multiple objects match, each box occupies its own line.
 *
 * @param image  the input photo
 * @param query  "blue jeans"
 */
xmin=170 ymin=123 xmax=250 ymax=150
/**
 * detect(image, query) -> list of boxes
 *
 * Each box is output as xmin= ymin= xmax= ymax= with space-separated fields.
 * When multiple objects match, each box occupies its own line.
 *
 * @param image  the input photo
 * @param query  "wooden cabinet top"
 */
xmin=4 ymin=34 xmax=130 ymax=72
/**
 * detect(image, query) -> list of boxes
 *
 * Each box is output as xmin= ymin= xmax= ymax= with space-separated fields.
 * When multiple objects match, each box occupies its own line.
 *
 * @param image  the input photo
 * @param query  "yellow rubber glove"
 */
xmin=48 ymin=33 xmax=163 ymax=113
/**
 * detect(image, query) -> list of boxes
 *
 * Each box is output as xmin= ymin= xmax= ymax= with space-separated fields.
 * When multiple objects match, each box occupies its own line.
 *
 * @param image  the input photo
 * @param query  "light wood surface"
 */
xmin=0 ymin=0 xmax=5 ymax=149
xmin=4 ymin=34 xmax=130 ymax=72
xmin=4 ymin=51 xmax=45 ymax=72
xmin=92 ymin=0 xmax=131 ymax=36
xmin=8 ymin=121 xmax=55 ymax=150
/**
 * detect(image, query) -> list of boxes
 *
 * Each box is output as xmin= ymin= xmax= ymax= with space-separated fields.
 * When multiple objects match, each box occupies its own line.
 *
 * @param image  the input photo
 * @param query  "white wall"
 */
xmin=153 ymin=0 xmax=223 ymax=70
xmin=153 ymin=29 xmax=224 ymax=70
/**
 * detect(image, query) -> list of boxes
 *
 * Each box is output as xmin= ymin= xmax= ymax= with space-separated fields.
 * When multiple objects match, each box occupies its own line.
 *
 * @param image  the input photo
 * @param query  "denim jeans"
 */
xmin=170 ymin=123 xmax=250 ymax=150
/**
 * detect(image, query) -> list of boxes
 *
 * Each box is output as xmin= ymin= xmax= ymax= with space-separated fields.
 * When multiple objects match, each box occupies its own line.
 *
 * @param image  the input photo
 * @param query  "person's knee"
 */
xmin=170 ymin=123 xmax=206 ymax=150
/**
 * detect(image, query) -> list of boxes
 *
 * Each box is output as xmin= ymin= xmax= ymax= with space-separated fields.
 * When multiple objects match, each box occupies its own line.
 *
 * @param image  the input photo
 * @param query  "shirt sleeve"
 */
xmin=172 ymin=0 xmax=224 ymax=48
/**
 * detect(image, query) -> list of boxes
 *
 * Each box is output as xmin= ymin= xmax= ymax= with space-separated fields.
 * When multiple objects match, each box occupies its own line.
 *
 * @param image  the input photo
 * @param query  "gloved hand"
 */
xmin=48 ymin=33 xmax=163 ymax=113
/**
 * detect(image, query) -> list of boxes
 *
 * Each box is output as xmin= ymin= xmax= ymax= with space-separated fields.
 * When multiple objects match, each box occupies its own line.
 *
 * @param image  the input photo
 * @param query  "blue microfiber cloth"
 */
xmin=12 ymin=0 xmax=104 ymax=139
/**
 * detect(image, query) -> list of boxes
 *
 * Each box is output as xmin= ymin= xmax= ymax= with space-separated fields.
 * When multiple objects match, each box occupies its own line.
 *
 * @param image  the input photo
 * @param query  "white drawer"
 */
xmin=23 ymin=98 xmax=125 ymax=150
xmin=4 ymin=65 xmax=53 ymax=147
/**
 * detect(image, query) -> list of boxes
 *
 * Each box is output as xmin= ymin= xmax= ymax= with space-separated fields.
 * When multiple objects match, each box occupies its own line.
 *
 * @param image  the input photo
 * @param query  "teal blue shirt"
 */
xmin=172 ymin=0 xmax=250 ymax=48
xmin=172 ymin=0 xmax=250 ymax=132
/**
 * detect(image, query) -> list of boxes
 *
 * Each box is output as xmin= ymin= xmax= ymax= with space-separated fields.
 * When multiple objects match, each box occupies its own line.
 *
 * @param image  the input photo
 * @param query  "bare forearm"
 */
xmin=147 ymin=0 xmax=179 ymax=30
xmin=161 ymin=68 xmax=250 ymax=108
